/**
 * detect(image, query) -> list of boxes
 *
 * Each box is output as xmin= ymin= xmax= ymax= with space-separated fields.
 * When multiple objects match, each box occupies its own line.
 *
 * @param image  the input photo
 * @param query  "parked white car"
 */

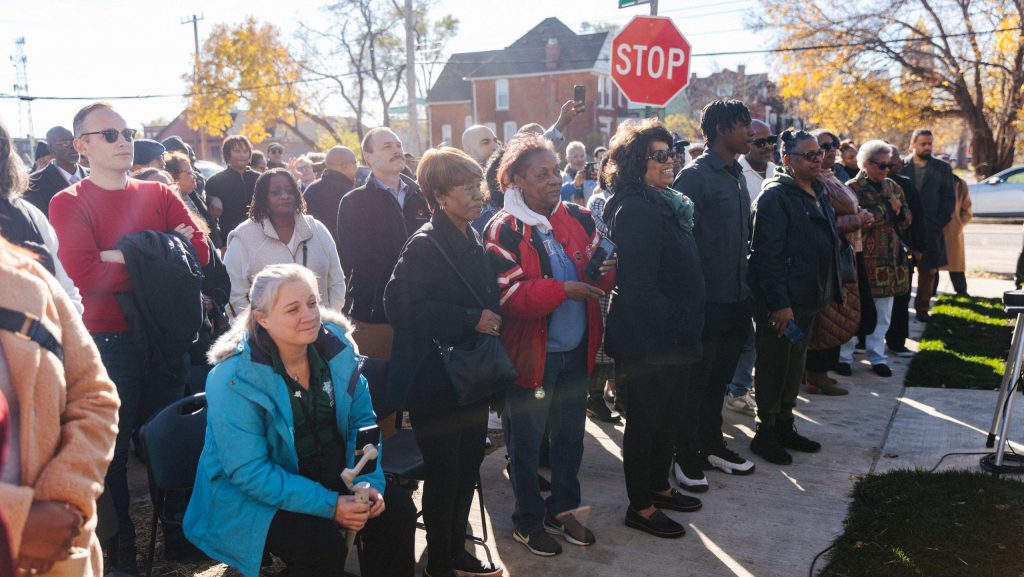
xmin=970 ymin=165 xmax=1024 ymax=217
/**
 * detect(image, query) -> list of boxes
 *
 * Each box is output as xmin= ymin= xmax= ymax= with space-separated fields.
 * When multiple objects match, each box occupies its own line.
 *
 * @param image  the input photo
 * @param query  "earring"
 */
xmin=441 ymin=204 xmax=447 ymax=211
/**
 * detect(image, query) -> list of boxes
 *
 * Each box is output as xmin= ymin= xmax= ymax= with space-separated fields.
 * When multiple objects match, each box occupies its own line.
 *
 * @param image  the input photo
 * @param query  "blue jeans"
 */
xmin=504 ymin=345 xmax=588 ymax=533
xmin=728 ymin=323 xmax=756 ymax=397
xmin=93 ymin=332 xmax=184 ymax=552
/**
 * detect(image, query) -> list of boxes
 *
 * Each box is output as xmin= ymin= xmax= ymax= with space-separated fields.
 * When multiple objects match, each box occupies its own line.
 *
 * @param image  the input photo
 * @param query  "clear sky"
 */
xmin=0 ymin=0 xmax=771 ymax=139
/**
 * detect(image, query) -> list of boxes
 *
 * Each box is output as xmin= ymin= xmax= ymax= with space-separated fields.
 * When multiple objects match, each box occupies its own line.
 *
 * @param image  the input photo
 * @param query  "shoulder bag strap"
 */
xmin=424 ymin=235 xmax=486 ymax=309
xmin=0 ymin=306 xmax=63 ymax=361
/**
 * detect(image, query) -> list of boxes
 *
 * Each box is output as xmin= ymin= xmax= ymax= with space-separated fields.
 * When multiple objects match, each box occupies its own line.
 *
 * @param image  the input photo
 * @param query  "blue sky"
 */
xmin=0 ymin=0 xmax=770 ymax=138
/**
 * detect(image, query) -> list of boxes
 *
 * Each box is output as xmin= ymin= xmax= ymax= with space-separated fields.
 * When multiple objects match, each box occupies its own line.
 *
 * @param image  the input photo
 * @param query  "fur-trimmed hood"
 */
xmin=207 ymin=307 xmax=353 ymax=364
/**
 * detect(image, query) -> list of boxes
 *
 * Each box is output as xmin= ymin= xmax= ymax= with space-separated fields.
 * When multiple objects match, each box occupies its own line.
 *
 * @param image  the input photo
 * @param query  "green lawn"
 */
xmin=824 ymin=471 xmax=1024 ymax=577
xmin=904 ymin=295 xmax=1012 ymax=389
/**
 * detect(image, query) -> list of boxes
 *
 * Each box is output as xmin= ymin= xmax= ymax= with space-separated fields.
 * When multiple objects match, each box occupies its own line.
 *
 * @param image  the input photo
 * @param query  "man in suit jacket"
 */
xmin=900 ymin=129 xmax=956 ymax=321
xmin=303 ymin=145 xmax=357 ymax=244
xmin=25 ymin=126 xmax=87 ymax=217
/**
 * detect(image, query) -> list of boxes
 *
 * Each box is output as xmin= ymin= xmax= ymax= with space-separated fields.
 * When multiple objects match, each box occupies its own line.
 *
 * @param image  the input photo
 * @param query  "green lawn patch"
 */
xmin=904 ymin=295 xmax=1012 ymax=389
xmin=824 ymin=471 xmax=1024 ymax=577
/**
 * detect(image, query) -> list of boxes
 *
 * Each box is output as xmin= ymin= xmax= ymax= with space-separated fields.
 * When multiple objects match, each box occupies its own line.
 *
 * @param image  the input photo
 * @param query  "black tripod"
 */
xmin=982 ymin=290 xmax=1024 ymax=474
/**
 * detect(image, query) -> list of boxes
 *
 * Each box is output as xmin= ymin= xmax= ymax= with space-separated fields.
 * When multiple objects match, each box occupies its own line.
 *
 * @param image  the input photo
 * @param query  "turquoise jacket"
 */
xmin=183 ymin=312 xmax=383 ymax=577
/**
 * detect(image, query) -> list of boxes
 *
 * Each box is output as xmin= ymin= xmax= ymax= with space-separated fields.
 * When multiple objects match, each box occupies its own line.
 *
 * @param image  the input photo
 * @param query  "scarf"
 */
xmin=656 ymin=186 xmax=695 ymax=232
xmin=503 ymin=186 xmax=554 ymax=234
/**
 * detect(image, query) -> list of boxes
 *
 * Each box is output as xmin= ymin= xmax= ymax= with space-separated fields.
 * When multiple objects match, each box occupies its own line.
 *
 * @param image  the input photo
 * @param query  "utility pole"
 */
xmin=182 ymin=14 xmax=207 ymax=160
xmin=10 ymin=37 xmax=34 ymax=154
xmin=650 ymin=0 xmax=658 ymax=15
xmin=404 ymin=0 xmax=421 ymax=156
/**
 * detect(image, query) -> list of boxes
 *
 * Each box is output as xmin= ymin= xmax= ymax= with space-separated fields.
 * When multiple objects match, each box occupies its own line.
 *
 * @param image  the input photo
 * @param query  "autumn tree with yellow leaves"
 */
xmin=760 ymin=0 xmax=1024 ymax=177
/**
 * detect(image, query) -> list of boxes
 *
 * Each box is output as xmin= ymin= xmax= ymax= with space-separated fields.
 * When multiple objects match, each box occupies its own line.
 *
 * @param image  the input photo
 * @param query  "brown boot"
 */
xmin=805 ymin=371 xmax=849 ymax=396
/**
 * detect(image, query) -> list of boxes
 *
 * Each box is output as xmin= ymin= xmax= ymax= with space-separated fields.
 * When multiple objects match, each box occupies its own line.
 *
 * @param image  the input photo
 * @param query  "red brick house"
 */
xmin=427 ymin=18 xmax=632 ymax=151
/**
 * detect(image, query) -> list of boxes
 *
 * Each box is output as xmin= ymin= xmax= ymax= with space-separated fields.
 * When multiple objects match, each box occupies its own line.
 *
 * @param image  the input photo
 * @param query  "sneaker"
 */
xmin=777 ymin=419 xmax=821 ymax=453
xmin=834 ymin=362 xmax=852 ymax=376
xmin=452 ymin=550 xmax=503 ymax=577
xmin=890 ymin=347 xmax=915 ymax=358
xmin=672 ymin=460 xmax=709 ymax=493
xmin=702 ymin=445 xmax=755 ymax=475
xmin=724 ymin=391 xmax=756 ymax=417
xmin=513 ymin=528 xmax=562 ymax=556
xmin=750 ymin=423 xmax=792 ymax=465
xmin=487 ymin=410 xmax=502 ymax=432
xmin=650 ymin=489 xmax=702 ymax=512
xmin=544 ymin=514 xmax=596 ymax=546
xmin=586 ymin=394 xmax=621 ymax=423
xmin=624 ymin=507 xmax=685 ymax=538
xmin=872 ymin=363 xmax=893 ymax=377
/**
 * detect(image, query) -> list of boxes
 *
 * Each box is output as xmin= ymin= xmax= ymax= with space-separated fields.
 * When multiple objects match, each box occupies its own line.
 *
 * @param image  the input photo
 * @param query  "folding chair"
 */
xmin=138 ymin=393 xmax=207 ymax=577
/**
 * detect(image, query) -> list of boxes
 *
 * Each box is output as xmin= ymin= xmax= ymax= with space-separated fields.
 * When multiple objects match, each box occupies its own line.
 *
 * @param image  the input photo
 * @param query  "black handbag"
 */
xmin=838 ymin=240 xmax=857 ymax=284
xmin=425 ymin=236 xmax=518 ymax=407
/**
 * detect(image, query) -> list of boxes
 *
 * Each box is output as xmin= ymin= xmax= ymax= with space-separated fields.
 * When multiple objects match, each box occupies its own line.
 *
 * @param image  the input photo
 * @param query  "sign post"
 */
xmin=610 ymin=16 xmax=691 ymax=107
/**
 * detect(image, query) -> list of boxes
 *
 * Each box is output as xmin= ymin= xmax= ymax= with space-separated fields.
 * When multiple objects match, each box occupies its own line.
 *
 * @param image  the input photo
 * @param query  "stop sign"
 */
xmin=611 ymin=16 xmax=691 ymax=107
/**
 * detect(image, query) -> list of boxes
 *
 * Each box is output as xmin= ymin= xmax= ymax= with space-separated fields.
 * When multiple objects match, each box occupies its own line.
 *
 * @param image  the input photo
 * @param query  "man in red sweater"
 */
xmin=49 ymin=102 xmax=210 ymax=572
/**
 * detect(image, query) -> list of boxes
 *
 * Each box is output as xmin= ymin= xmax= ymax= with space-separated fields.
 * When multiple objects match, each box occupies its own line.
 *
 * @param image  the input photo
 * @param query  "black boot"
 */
xmin=750 ymin=422 xmax=791 ymax=465
xmin=777 ymin=419 xmax=821 ymax=453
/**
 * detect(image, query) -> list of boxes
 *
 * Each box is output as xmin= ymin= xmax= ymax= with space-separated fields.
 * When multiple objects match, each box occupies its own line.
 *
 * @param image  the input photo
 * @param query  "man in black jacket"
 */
xmin=337 ymin=127 xmax=429 ymax=359
xmin=670 ymin=99 xmax=757 ymax=492
xmin=900 ymin=129 xmax=955 ymax=322
xmin=25 ymin=126 xmax=87 ymax=216
xmin=886 ymin=155 xmax=924 ymax=354
xmin=205 ymin=135 xmax=260 ymax=239
xmin=304 ymin=145 xmax=357 ymax=243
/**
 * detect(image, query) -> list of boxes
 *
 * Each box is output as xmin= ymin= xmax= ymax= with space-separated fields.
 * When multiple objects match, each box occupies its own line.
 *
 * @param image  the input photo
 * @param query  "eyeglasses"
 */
xmin=820 ymin=139 xmax=841 ymax=151
xmin=77 ymin=128 xmax=137 ymax=144
xmin=786 ymin=149 xmax=825 ymax=162
xmin=751 ymin=138 xmax=776 ymax=149
xmin=647 ymin=149 xmax=679 ymax=164
xmin=869 ymin=159 xmax=898 ymax=170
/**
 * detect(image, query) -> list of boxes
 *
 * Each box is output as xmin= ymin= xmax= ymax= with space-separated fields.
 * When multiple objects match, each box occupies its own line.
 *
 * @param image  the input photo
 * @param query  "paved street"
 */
xmin=964 ymin=222 xmax=1020 ymax=276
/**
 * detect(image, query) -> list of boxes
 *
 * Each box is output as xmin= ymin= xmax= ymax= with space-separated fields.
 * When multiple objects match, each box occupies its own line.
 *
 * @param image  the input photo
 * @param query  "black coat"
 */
xmin=336 ymin=173 xmax=429 ymax=323
xmin=303 ymin=169 xmax=354 ymax=243
xmin=0 ymin=197 xmax=53 ymax=273
xmin=116 ymin=230 xmax=204 ymax=380
xmin=900 ymin=156 xmax=955 ymax=268
xmin=749 ymin=170 xmax=842 ymax=316
xmin=890 ymin=173 xmax=926 ymax=253
xmin=205 ymin=167 xmax=260 ymax=239
xmin=384 ymin=212 xmax=500 ymax=414
xmin=603 ymin=185 xmax=706 ymax=365
xmin=24 ymin=163 xmax=83 ymax=217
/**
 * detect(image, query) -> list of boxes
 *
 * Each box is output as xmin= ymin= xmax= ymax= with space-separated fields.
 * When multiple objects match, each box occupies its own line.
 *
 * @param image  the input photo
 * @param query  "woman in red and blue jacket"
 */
xmin=484 ymin=134 xmax=616 ymax=557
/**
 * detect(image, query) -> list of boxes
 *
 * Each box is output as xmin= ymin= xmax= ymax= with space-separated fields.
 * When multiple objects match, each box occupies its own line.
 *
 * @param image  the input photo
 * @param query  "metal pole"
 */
xmin=650 ymin=0 xmax=658 ymax=15
xmin=993 ymin=312 xmax=1024 ymax=467
xmin=404 ymin=0 xmax=421 ymax=156
xmin=183 ymin=15 xmax=207 ymax=160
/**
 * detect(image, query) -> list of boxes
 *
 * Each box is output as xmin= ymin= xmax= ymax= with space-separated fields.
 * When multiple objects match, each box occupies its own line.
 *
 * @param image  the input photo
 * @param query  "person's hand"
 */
xmin=564 ymin=281 xmax=604 ymax=301
xmin=554 ymin=100 xmax=580 ymax=131
xmin=768 ymin=307 xmax=794 ymax=339
xmin=334 ymin=495 xmax=370 ymax=532
xmin=99 ymin=249 xmax=125 ymax=264
xmin=475 ymin=309 xmax=502 ymax=336
xmin=857 ymin=209 xmax=874 ymax=228
xmin=208 ymin=196 xmax=224 ymax=218
xmin=910 ymin=250 xmax=923 ymax=263
xmin=598 ymin=258 xmax=617 ymax=275
xmin=573 ymin=169 xmax=585 ymax=188
xmin=888 ymin=196 xmax=902 ymax=213
xmin=173 ymin=223 xmax=196 ymax=238
xmin=19 ymin=501 xmax=83 ymax=563
xmin=367 ymin=489 xmax=386 ymax=519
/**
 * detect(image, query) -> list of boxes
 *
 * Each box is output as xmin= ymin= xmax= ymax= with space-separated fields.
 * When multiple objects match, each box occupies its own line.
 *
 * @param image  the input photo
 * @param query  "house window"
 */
xmin=716 ymin=85 xmax=734 ymax=98
xmin=484 ymin=122 xmax=497 ymax=135
xmin=503 ymin=121 xmax=518 ymax=142
xmin=597 ymin=77 xmax=606 ymax=109
xmin=599 ymin=116 xmax=612 ymax=138
xmin=441 ymin=124 xmax=452 ymax=145
xmin=464 ymin=115 xmax=473 ymax=130
xmin=495 ymin=78 xmax=509 ymax=111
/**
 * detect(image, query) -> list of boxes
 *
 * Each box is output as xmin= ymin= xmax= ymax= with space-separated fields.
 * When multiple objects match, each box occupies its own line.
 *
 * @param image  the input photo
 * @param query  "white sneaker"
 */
xmin=672 ymin=461 xmax=709 ymax=493
xmin=488 ymin=410 xmax=502 ymax=432
xmin=724 ymin=391 xmax=756 ymax=417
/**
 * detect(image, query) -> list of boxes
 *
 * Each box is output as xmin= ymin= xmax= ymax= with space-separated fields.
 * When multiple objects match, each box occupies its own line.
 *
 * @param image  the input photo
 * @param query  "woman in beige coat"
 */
xmin=0 ymin=239 xmax=120 ymax=577
xmin=940 ymin=175 xmax=973 ymax=296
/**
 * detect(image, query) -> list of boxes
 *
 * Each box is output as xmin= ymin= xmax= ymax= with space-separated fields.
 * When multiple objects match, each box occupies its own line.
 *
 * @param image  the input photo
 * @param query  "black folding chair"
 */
xmin=359 ymin=357 xmax=489 ymax=544
xmin=138 ymin=393 xmax=207 ymax=577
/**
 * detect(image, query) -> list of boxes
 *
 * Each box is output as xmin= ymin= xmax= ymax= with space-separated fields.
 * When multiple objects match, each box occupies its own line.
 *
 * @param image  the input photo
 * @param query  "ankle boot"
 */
xmin=750 ymin=422 xmax=792 ymax=465
xmin=777 ymin=418 xmax=821 ymax=453
xmin=805 ymin=371 xmax=848 ymax=396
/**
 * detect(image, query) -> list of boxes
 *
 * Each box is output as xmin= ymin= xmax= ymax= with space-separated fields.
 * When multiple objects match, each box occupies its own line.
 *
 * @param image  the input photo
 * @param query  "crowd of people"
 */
xmin=0 ymin=93 xmax=969 ymax=577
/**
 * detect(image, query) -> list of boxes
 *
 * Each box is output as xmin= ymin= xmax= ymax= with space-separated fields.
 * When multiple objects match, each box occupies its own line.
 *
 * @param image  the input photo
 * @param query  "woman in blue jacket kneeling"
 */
xmin=184 ymin=263 xmax=416 ymax=577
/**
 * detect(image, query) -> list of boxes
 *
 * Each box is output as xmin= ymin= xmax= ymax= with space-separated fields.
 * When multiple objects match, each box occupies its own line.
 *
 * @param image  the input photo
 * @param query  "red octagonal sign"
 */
xmin=611 ymin=16 xmax=691 ymax=107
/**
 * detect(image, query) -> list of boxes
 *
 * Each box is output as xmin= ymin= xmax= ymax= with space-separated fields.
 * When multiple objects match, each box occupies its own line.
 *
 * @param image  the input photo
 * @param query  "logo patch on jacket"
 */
xmin=573 ymin=251 xmax=583 ymax=262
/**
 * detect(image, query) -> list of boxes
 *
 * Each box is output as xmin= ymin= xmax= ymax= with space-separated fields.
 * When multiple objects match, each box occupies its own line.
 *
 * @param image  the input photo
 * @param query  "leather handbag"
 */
xmin=838 ymin=240 xmax=857 ymax=284
xmin=425 ymin=236 xmax=518 ymax=407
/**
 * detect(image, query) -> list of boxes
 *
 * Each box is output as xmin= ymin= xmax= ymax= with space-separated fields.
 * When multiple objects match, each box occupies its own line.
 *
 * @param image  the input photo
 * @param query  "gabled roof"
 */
xmin=427 ymin=17 xmax=609 ymax=103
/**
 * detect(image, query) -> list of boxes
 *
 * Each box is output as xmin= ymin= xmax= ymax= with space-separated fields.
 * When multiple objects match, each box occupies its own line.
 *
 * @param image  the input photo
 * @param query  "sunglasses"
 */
xmin=751 ymin=137 xmax=777 ymax=149
xmin=869 ymin=159 xmax=898 ymax=170
xmin=787 ymin=149 xmax=825 ymax=162
xmin=820 ymin=139 xmax=841 ymax=151
xmin=77 ymin=128 xmax=137 ymax=144
xmin=647 ymin=149 xmax=679 ymax=163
